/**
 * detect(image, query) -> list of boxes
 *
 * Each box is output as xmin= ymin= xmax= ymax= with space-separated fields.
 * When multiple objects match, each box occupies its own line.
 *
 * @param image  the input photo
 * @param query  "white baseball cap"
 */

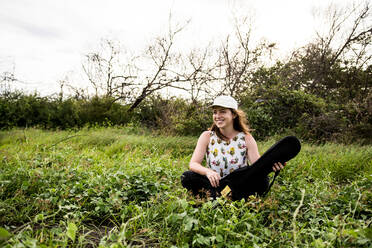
xmin=211 ymin=95 xmax=238 ymax=110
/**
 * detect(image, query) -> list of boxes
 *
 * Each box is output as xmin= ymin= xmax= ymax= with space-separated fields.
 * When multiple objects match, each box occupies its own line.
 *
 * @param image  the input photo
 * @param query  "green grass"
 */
xmin=0 ymin=127 xmax=371 ymax=247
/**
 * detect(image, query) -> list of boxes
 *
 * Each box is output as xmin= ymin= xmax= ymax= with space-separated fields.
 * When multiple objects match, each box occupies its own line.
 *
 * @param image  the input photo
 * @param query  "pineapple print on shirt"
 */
xmin=212 ymin=148 xmax=218 ymax=157
xmin=229 ymin=147 xmax=235 ymax=155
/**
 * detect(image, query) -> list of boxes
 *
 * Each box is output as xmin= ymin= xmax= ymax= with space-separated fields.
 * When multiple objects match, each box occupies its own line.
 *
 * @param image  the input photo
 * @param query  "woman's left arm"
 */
xmin=245 ymin=134 xmax=260 ymax=164
xmin=245 ymin=134 xmax=286 ymax=172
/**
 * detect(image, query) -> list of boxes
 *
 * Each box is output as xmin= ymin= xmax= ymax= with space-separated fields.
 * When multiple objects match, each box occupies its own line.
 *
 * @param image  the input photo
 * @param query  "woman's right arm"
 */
xmin=189 ymin=131 xmax=220 ymax=187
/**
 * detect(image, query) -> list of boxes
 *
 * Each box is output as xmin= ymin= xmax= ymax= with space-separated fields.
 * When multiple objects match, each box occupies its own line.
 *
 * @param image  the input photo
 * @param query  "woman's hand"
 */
xmin=206 ymin=170 xmax=221 ymax=188
xmin=272 ymin=162 xmax=286 ymax=172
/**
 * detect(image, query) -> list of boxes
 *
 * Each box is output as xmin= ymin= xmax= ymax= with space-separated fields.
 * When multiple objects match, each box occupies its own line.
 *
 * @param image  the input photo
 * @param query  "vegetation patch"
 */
xmin=0 ymin=128 xmax=371 ymax=247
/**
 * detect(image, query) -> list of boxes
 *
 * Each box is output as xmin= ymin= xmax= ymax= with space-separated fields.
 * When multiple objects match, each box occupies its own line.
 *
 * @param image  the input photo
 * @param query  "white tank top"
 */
xmin=206 ymin=131 xmax=248 ymax=178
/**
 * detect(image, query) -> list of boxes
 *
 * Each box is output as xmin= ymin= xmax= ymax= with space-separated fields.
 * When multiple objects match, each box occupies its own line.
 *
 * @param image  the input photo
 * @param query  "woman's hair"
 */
xmin=209 ymin=108 xmax=252 ymax=140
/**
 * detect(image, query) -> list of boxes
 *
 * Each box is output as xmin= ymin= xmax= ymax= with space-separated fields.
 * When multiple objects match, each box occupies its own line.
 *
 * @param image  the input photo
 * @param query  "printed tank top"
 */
xmin=206 ymin=131 xmax=248 ymax=179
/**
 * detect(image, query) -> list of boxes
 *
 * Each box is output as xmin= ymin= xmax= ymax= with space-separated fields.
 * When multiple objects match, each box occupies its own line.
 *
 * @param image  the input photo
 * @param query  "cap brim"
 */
xmin=210 ymin=104 xmax=235 ymax=109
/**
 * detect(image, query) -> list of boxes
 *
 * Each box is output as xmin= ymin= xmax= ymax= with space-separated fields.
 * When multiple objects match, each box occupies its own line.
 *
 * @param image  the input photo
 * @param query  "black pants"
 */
xmin=181 ymin=169 xmax=269 ymax=200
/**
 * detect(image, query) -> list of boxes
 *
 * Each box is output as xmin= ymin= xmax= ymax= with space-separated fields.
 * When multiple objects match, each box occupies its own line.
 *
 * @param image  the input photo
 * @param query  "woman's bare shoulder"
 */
xmin=197 ymin=130 xmax=211 ymax=143
xmin=244 ymin=133 xmax=257 ymax=144
xmin=200 ymin=130 xmax=211 ymax=139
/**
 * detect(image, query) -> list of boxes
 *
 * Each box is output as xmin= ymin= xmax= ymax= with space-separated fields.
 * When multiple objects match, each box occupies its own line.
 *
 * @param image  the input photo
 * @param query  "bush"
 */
xmin=0 ymin=89 xmax=370 ymax=144
xmin=49 ymin=99 xmax=80 ymax=128
xmin=240 ymin=87 xmax=327 ymax=140
xmin=136 ymin=96 xmax=211 ymax=136
xmin=342 ymin=93 xmax=372 ymax=144
xmin=0 ymin=93 xmax=136 ymax=130
xmin=0 ymin=92 xmax=53 ymax=128
xmin=295 ymin=112 xmax=348 ymax=143
xmin=243 ymin=104 xmax=276 ymax=139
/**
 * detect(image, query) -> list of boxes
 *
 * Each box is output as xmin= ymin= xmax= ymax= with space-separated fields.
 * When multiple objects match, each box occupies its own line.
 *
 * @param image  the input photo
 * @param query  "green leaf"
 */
xmin=364 ymin=227 xmax=372 ymax=239
xmin=184 ymin=218 xmax=198 ymax=232
xmin=216 ymin=234 xmax=223 ymax=243
xmin=193 ymin=234 xmax=210 ymax=246
xmin=0 ymin=227 xmax=11 ymax=241
xmin=34 ymin=213 xmax=44 ymax=222
xmin=66 ymin=222 xmax=78 ymax=242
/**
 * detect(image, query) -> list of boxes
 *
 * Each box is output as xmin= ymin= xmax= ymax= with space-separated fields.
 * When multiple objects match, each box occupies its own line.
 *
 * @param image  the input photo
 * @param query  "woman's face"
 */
xmin=213 ymin=107 xmax=236 ymax=128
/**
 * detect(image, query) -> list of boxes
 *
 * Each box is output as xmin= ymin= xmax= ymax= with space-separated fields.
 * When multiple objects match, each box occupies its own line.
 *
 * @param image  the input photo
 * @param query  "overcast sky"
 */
xmin=0 ymin=0 xmax=362 ymax=95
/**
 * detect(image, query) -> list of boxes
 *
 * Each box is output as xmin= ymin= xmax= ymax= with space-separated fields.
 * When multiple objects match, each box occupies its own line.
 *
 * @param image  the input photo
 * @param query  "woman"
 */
xmin=181 ymin=95 xmax=285 ymax=200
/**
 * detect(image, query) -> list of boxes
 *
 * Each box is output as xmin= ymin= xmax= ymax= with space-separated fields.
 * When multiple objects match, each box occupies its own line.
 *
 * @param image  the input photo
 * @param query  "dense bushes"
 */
xmin=0 ymin=93 xmax=135 ymax=129
xmin=0 ymin=89 xmax=370 ymax=143
xmin=239 ymin=87 xmax=327 ymax=140
xmin=136 ymin=96 xmax=211 ymax=136
xmin=0 ymin=92 xmax=54 ymax=128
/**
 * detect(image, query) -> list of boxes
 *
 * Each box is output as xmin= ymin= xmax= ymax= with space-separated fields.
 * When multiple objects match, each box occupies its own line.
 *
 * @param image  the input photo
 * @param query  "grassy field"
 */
xmin=0 ymin=127 xmax=371 ymax=247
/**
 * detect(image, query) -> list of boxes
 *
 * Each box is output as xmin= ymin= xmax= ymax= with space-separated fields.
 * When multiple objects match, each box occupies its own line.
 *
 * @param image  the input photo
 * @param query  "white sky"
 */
xmin=0 ymin=0 xmax=363 ymax=96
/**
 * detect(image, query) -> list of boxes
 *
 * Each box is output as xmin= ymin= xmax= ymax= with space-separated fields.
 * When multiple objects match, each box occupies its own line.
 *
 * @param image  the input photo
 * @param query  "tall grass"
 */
xmin=0 ymin=128 xmax=371 ymax=247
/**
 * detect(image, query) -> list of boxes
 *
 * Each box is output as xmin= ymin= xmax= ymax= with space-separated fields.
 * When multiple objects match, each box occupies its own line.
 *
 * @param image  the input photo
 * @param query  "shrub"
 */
xmin=0 ymin=93 xmax=136 ymax=130
xmin=342 ymin=92 xmax=372 ymax=144
xmin=0 ymin=89 xmax=370 ymax=144
xmin=295 ymin=112 xmax=348 ymax=143
xmin=0 ymin=92 xmax=53 ymax=128
xmin=240 ymin=87 xmax=327 ymax=140
xmin=136 ymin=96 xmax=211 ymax=136
xmin=49 ymin=99 xmax=80 ymax=128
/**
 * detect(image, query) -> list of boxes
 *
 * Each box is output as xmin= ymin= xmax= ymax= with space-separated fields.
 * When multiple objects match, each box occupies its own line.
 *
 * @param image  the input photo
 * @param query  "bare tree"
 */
xmin=127 ymin=16 xmax=190 ymax=111
xmin=306 ymin=0 xmax=372 ymax=93
xmin=80 ymin=13 xmax=278 ymax=106
xmin=216 ymin=17 xmax=276 ymax=98
xmin=81 ymin=15 xmax=217 ymax=109
xmin=0 ymin=60 xmax=17 ymax=96
xmin=82 ymin=39 xmax=137 ymax=103
xmin=167 ymin=46 xmax=221 ymax=103
xmin=314 ymin=1 xmax=371 ymax=66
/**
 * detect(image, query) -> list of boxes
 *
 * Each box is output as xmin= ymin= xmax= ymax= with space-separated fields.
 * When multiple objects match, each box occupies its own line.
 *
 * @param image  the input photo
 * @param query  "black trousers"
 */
xmin=181 ymin=169 xmax=269 ymax=200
